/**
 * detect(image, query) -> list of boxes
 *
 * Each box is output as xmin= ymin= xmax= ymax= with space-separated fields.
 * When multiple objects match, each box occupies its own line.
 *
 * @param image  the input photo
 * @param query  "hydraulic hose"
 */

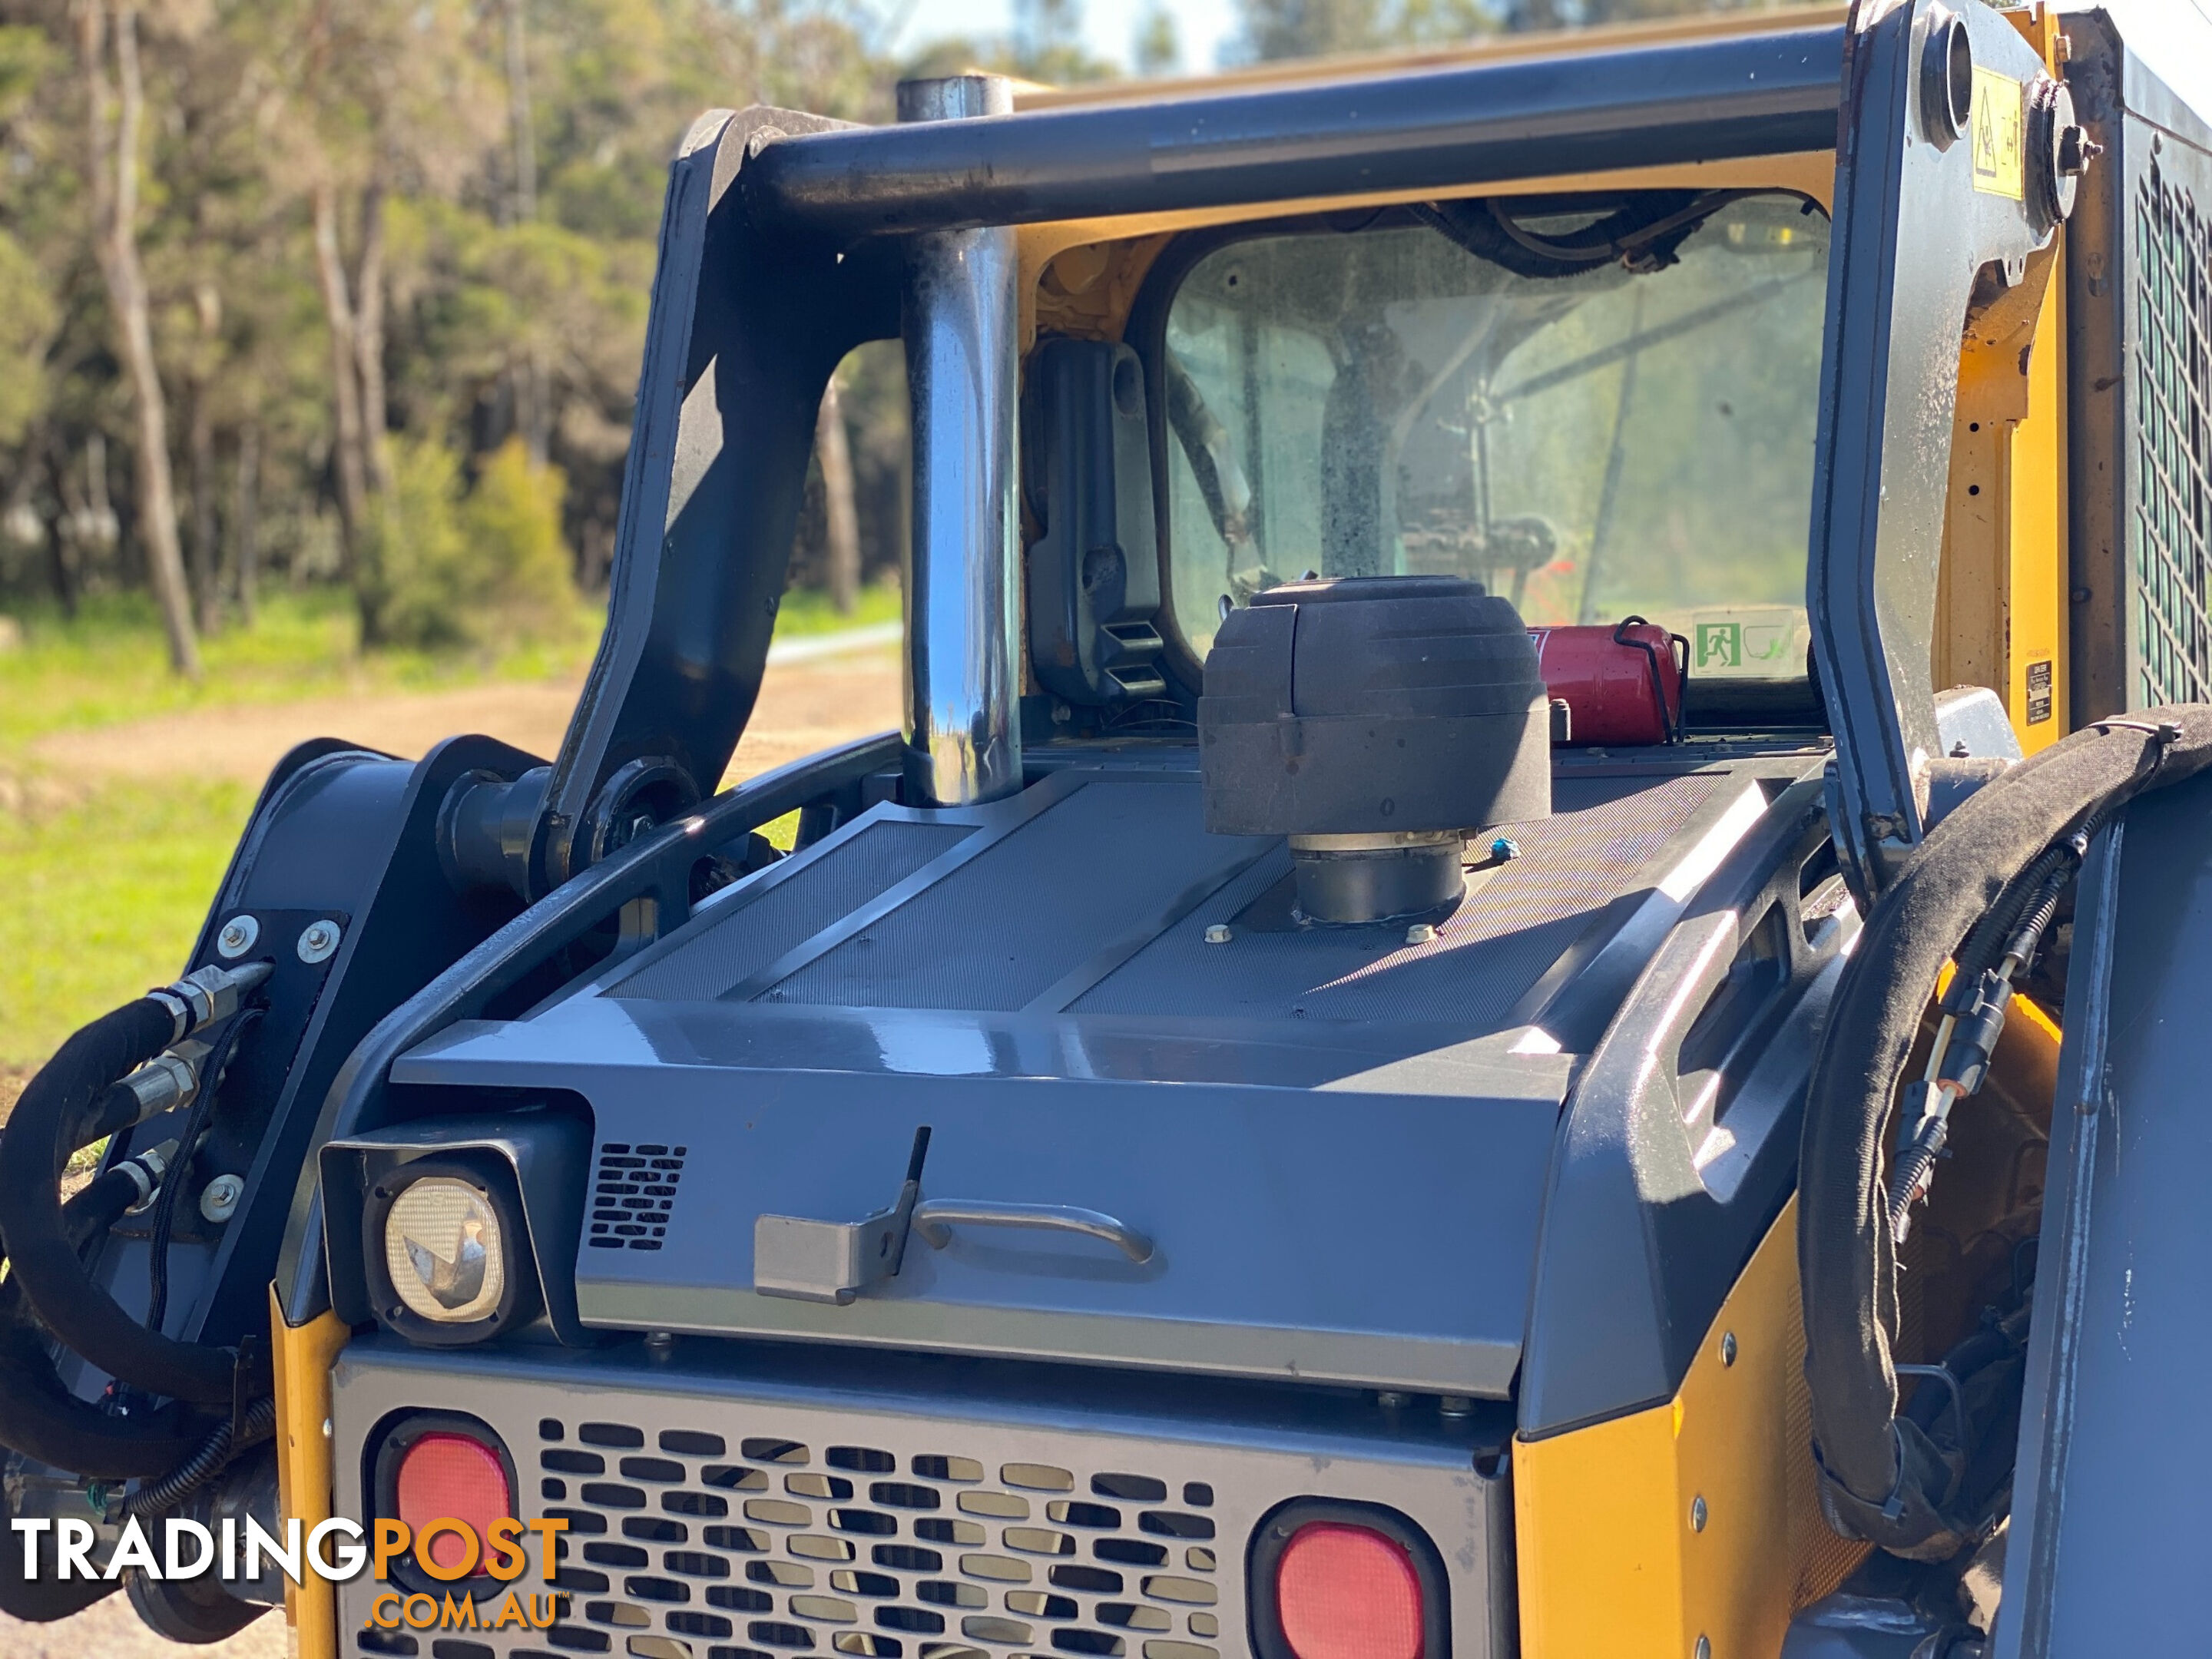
xmin=0 ymin=966 xmax=268 ymax=1412
xmin=0 ymin=1157 xmax=273 ymax=1614
xmin=0 ymin=1154 xmax=224 ymax=1621
xmin=0 ymin=1163 xmax=205 ymax=1478
xmin=1800 ymin=707 xmax=2212 ymax=1558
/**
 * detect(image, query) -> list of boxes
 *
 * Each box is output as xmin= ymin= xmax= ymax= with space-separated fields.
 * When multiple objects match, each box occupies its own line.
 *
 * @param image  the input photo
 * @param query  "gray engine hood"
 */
xmin=402 ymin=1006 xmax=1567 ymax=1396
xmin=394 ymin=761 xmax=1776 ymax=1396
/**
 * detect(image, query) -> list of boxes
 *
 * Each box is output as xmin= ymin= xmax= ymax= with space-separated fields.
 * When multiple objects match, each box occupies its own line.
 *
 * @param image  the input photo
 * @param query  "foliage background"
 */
xmin=0 ymin=0 xmax=1802 ymax=651
xmin=0 ymin=0 xmax=1804 ymax=1084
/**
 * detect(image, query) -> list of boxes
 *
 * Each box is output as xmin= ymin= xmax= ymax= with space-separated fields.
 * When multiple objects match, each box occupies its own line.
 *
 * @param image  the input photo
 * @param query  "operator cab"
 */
xmin=1007 ymin=187 xmax=1836 ymax=758
xmin=1150 ymin=190 xmax=1830 ymax=733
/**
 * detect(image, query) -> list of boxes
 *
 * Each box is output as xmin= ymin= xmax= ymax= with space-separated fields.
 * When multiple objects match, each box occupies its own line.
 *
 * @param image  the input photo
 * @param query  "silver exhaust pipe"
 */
xmin=899 ymin=75 xmax=1024 ymax=806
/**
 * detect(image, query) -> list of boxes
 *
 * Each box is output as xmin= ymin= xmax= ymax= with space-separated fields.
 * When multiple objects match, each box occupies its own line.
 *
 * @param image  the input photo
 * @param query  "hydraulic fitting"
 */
xmin=1936 ymin=968 xmax=2015 ymax=1097
xmin=119 ymin=1048 xmax=203 ymax=1122
xmin=148 ymin=961 xmax=273 ymax=1045
xmin=115 ymin=1141 xmax=181 ymax=1211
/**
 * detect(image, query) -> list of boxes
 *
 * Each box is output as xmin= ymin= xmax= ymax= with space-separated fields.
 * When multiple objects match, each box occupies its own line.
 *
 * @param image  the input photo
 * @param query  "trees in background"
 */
xmin=0 ymin=0 xmax=1775 ymax=667
xmin=1230 ymin=0 xmax=1760 ymax=61
xmin=1131 ymin=5 xmax=1177 ymax=75
xmin=77 ymin=0 xmax=198 ymax=674
xmin=0 ymin=0 xmax=902 ymax=653
xmin=1236 ymin=0 xmax=1492 ymax=62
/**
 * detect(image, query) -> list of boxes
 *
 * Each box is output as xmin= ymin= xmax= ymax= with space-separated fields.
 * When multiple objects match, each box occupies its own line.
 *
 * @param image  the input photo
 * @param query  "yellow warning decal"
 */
xmin=1972 ymin=67 xmax=2025 ymax=200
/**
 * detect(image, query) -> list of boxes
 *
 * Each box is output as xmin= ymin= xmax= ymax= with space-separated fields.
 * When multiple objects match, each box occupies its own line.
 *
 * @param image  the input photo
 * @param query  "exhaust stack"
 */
xmin=899 ymin=75 xmax=1023 ymax=806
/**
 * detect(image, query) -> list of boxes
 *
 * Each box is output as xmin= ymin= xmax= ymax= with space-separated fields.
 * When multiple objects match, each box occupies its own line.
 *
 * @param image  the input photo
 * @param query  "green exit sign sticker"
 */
xmin=1687 ymin=607 xmax=1810 ymax=677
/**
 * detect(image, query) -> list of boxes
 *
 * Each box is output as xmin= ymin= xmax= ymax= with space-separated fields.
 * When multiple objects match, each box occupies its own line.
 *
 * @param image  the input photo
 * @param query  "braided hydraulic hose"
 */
xmin=0 ymin=967 xmax=266 ymax=1407
xmin=0 ymin=1164 xmax=207 ymax=1479
xmin=1800 ymin=707 xmax=2212 ymax=1560
xmin=1879 ymin=823 xmax=2098 ymax=1245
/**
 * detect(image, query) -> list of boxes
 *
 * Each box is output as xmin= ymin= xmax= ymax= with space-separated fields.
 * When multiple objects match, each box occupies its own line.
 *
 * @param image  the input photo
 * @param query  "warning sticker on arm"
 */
xmin=1972 ymin=68 xmax=2025 ymax=200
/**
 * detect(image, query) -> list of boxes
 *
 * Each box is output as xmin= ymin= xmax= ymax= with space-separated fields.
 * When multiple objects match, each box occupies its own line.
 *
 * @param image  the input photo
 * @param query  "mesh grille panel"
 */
xmin=610 ymin=821 xmax=975 ymax=1003
xmin=515 ymin=1418 xmax=1226 ymax=1659
xmin=2131 ymin=163 xmax=2212 ymax=707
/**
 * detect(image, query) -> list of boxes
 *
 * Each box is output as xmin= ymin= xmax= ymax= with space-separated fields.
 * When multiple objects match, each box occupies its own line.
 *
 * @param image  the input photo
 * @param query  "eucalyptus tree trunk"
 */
xmin=503 ymin=0 xmax=551 ymax=463
xmin=232 ymin=422 xmax=260 ymax=624
xmin=817 ymin=376 xmax=862 ymax=614
xmin=311 ymin=176 xmax=369 ymax=584
xmin=187 ymin=369 xmax=219 ymax=632
xmin=355 ymin=177 xmax=391 ymax=493
xmin=81 ymin=0 xmax=200 ymax=677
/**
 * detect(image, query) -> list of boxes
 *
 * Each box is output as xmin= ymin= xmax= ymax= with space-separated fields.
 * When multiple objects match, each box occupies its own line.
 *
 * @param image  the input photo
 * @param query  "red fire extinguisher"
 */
xmin=1528 ymin=616 xmax=1689 ymax=747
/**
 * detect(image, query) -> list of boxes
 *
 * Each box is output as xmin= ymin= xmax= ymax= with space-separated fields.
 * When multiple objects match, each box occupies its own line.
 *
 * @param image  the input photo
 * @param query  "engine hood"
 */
xmin=395 ymin=760 xmax=1780 ymax=1396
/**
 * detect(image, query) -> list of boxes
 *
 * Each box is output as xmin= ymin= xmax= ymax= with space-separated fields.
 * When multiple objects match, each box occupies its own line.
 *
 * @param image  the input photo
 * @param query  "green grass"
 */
xmin=0 ymin=579 xmax=899 ymax=1072
xmin=0 ymin=587 xmax=585 ymax=1070
xmin=773 ymin=581 xmax=902 ymax=639
xmin=0 ymin=581 xmax=899 ymax=751
xmin=0 ymin=777 xmax=257 ymax=1070
xmin=0 ymin=588 xmax=590 ymax=750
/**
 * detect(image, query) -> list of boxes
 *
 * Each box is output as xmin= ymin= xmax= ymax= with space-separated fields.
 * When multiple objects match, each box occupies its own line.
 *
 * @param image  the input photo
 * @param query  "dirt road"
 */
xmin=0 ymin=643 xmax=899 ymax=1657
xmin=0 ymin=1593 xmax=283 ymax=1658
xmin=30 ymin=641 xmax=902 ymax=792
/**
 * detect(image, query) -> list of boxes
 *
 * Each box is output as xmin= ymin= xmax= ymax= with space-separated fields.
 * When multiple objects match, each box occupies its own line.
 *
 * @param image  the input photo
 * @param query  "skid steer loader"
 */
xmin=5 ymin=3 xmax=2210 ymax=1654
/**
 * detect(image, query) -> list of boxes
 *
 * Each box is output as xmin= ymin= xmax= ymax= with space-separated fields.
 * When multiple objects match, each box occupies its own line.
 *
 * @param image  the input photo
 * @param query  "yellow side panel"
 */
xmin=1934 ymin=1 xmax=2071 ymax=751
xmin=1515 ymin=1400 xmax=1684 ymax=1651
xmin=1935 ymin=243 xmax=2069 ymax=752
xmin=272 ymin=1286 xmax=352 ymax=1659
xmin=1515 ymin=1198 xmax=1863 ymax=1658
xmin=2004 ymin=2 xmax=2068 ymax=748
xmin=2007 ymin=260 xmax=2067 ymax=747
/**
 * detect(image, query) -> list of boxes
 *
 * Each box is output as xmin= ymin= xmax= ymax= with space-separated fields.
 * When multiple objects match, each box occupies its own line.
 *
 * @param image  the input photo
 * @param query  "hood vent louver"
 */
xmin=588 ymin=1143 xmax=688 ymax=1252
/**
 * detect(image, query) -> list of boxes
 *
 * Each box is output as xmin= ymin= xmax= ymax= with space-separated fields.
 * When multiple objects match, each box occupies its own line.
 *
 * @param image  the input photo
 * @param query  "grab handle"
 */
xmin=911 ymin=1200 xmax=1154 ymax=1264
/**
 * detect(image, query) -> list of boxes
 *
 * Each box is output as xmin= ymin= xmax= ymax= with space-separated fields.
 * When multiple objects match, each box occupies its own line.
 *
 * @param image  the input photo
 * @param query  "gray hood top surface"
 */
xmin=396 ymin=760 xmax=1790 ymax=1396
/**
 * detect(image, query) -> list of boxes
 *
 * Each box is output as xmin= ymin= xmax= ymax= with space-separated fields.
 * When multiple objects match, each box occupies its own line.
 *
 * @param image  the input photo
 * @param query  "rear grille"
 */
xmin=336 ymin=1349 xmax=1502 ymax=1659
xmin=521 ymin=1417 xmax=1225 ymax=1659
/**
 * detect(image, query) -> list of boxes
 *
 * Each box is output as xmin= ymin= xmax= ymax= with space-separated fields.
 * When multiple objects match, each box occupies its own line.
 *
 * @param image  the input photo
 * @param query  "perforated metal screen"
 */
xmin=2129 ymin=160 xmax=2212 ymax=707
xmin=523 ymin=1418 xmax=1224 ymax=1659
xmin=333 ymin=1353 xmax=1512 ymax=1659
xmin=354 ymin=1412 xmax=1228 ymax=1659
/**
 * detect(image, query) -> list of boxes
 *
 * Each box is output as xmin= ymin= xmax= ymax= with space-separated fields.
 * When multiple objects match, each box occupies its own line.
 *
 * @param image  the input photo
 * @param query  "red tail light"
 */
xmin=396 ymin=1431 xmax=511 ymax=1574
xmin=1274 ymin=1522 xmax=1427 ymax=1659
